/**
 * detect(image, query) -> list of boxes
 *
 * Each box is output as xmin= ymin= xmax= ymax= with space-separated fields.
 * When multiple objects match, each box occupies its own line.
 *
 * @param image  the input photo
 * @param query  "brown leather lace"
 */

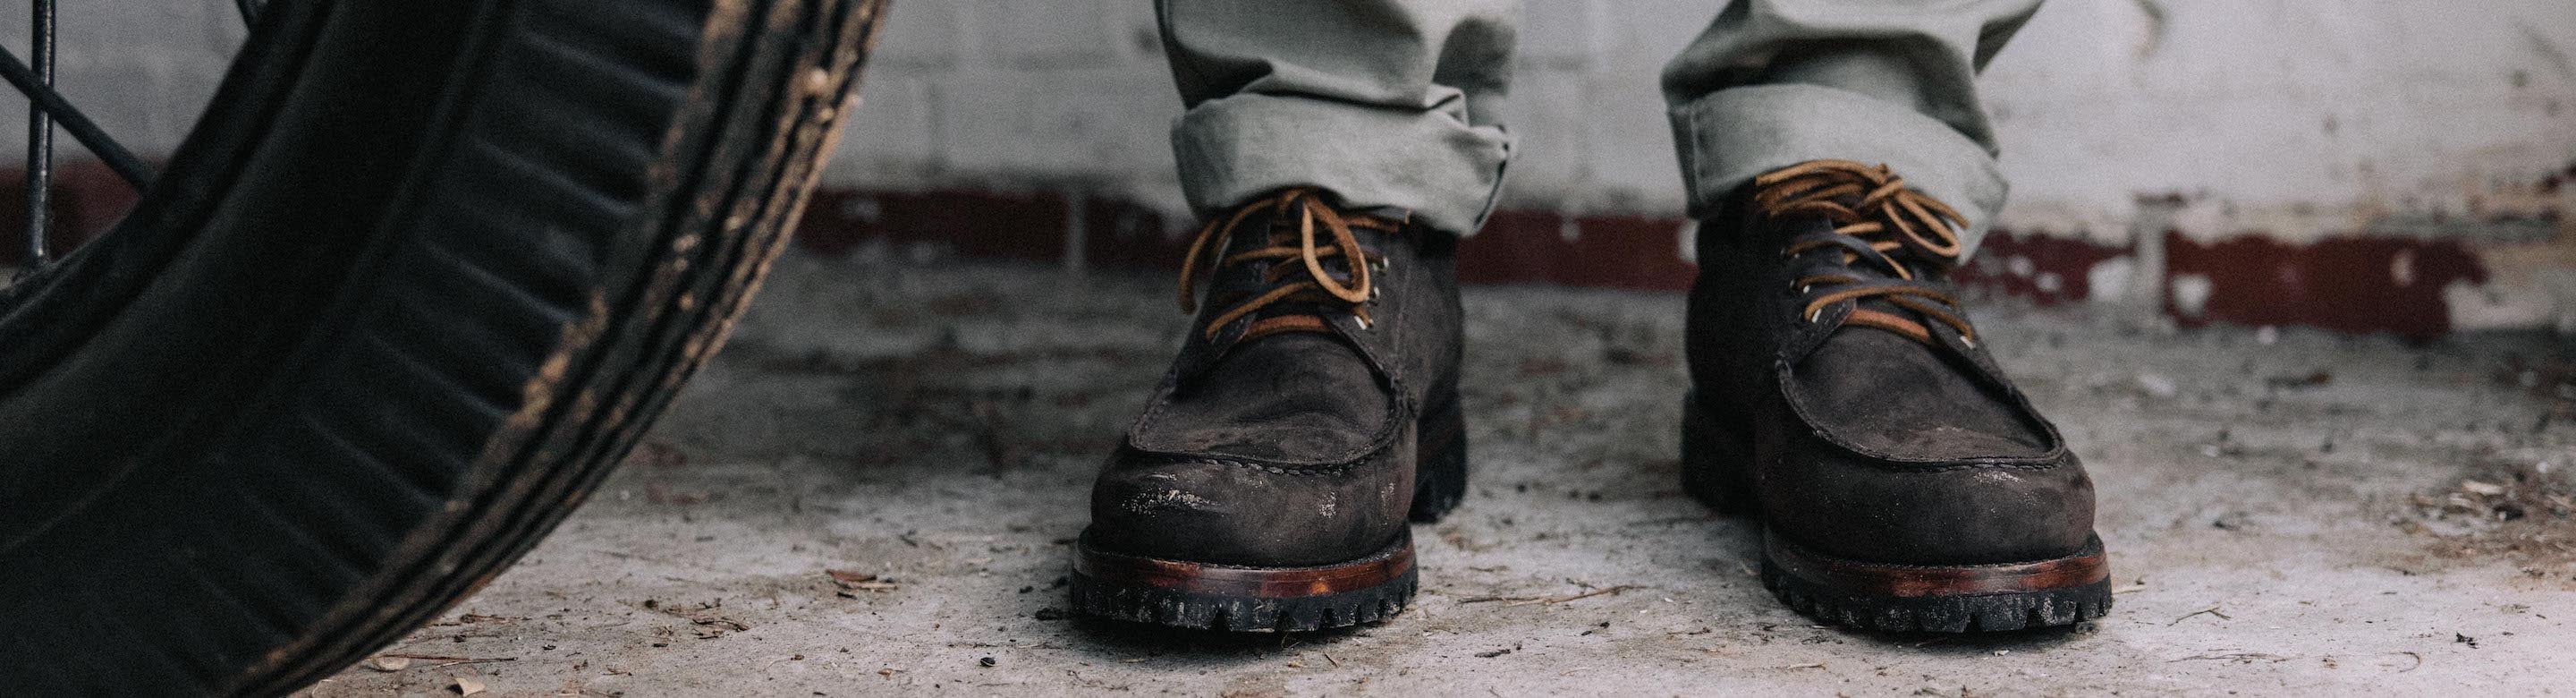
xmin=1751 ymin=159 xmax=1978 ymax=346
xmin=1176 ymin=188 xmax=1398 ymax=342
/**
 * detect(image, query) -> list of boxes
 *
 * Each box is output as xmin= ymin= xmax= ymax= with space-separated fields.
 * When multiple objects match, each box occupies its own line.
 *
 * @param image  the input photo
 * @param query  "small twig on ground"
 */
xmin=1775 ymin=663 xmax=1826 ymax=670
xmin=2392 ymin=651 xmax=2424 ymax=672
xmin=2169 ymin=653 xmax=2292 ymax=663
xmin=946 ymin=641 xmax=1063 ymax=650
xmin=1501 ymin=585 xmax=1639 ymax=608
xmin=1621 ymin=515 xmax=1716 ymax=527
xmin=2168 ymin=605 xmax=2232 ymax=626
xmin=826 ymin=568 xmax=898 ymax=594
xmin=380 ymin=654 xmax=516 ymax=663
xmin=691 ymin=616 xmax=751 ymax=631
xmin=1546 ymin=585 xmax=1638 ymax=603
xmin=1320 ymin=651 xmax=1341 ymax=668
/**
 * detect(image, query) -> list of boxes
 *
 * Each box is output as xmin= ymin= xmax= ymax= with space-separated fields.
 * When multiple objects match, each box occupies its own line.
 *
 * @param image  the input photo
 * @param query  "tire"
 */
xmin=0 ymin=0 xmax=886 ymax=694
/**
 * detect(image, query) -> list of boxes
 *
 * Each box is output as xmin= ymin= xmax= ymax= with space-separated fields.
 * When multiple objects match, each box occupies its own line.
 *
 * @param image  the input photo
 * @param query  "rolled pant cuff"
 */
xmin=1172 ymin=94 xmax=1512 ymax=238
xmin=1670 ymin=84 xmax=2006 ymax=258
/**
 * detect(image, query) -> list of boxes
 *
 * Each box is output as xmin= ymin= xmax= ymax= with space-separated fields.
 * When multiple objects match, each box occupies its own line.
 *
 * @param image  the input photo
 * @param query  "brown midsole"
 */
xmin=1765 ymin=532 xmax=2108 ymax=598
xmin=1074 ymin=532 xmax=1414 ymax=600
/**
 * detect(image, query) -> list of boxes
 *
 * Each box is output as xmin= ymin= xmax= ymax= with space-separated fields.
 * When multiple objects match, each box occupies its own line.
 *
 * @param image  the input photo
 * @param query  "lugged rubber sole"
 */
xmin=1682 ymin=391 xmax=2114 ymax=633
xmin=1070 ymin=533 xmax=1418 ymax=633
xmin=1762 ymin=532 xmax=2111 ymax=633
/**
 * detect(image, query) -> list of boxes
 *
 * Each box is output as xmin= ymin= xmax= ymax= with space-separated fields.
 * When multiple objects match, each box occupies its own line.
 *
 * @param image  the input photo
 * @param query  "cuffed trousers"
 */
xmin=1155 ymin=0 xmax=2043 ymax=257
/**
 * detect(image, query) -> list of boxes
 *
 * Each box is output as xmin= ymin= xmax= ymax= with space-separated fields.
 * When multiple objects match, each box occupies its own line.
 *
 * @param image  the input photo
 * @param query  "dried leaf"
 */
xmin=2460 ymin=480 xmax=2507 ymax=496
xmin=365 ymin=656 xmax=411 ymax=672
xmin=451 ymin=676 xmax=487 ymax=696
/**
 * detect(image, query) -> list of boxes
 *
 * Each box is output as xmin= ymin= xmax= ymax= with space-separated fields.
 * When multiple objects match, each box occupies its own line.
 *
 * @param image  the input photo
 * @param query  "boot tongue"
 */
xmin=1780 ymin=219 xmax=2049 ymax=460
xmin=1132 ymin=332 xmax=1390 ymax=463
xmin=1752 ymin=162 xmax=2047 ymax=458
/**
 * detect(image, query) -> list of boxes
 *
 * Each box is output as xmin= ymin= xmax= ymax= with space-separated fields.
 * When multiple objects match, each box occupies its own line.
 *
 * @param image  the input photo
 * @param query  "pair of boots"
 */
xmin=1069 ymin=161 xmax=2109 ymax=634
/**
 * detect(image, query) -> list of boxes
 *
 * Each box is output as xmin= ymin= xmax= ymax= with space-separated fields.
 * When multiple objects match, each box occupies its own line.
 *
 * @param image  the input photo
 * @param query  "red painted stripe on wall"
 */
xmin=2164 ymin=231 xmax=2487 ymax=341
xmin=0 ymin=176 xmax=2512 ymax=340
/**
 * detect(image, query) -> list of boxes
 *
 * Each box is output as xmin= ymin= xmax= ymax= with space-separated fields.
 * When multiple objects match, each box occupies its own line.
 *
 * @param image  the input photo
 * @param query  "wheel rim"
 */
xmin=1 ymin=0 xmax=259 ymax=276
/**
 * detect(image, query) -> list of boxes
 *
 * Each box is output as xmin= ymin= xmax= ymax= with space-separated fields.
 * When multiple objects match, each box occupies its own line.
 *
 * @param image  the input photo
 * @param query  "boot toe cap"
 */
xmin=1762 ymin=442 xmax=2098 ymax=566
xmin=1085 ymin=453 xmax=1408 ymax=568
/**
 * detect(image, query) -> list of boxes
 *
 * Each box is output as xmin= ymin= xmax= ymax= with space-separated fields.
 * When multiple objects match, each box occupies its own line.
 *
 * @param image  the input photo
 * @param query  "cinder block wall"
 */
xmin=819 ymin=0 xmax=2576 ymax=336
xmin=829 ymin=0 xmax=2576 ymax=339
xmin=0 ymin=1 xmax=2566 ymax=336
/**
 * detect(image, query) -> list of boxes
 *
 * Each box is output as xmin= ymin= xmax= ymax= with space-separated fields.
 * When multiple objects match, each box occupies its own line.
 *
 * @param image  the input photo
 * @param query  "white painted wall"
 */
xmin=6 ymin=0 xmax=2565 ymax=235
xmin=818 ymin=0 xmax=2576 ymax=328
xmin=827 ymin=0 xmax=2576 ymax=241
xmin=1990 ymin=0 xmax=2576 ymax=241
xmin=0 ymin=2 xmax=2567 ymax=327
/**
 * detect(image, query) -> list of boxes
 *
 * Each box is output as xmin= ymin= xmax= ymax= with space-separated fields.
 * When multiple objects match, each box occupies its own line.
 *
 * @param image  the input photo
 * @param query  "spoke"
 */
xmin=22 ymin=0 xmax=52 ymax=268
xmin=233 ymin=0 xmax=261 ymax=25
xmin=0 ymin=46 xmax=152 ymax=192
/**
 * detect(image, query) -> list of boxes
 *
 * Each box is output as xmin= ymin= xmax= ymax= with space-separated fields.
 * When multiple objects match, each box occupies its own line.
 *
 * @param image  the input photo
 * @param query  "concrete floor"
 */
xmin=316 ymin=252 xmax=2576 ymax=696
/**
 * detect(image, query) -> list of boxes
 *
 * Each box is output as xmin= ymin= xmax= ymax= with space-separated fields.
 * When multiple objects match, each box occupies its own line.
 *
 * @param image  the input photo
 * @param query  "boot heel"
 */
xmin=1409 ymin=389 xmax=1469 ymax=523
xmin=1680 ymin=390 xmax=1758 ymax=516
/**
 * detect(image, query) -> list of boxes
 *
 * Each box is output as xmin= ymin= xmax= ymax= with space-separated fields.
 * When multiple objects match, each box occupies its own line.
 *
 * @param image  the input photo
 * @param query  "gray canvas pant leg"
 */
xmin=1664 ymin=0 xmax=2044 ymax=258
xmin=1156 ymin=0 xmax=1519 ymax=237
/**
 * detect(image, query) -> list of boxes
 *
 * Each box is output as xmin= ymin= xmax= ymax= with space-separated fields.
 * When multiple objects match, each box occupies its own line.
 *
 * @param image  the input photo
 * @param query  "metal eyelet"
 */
xmin=1355 ymin=315 xmax=1375 ymax=331
xmin=1803 ymin=308 xmax=1821 ymax=323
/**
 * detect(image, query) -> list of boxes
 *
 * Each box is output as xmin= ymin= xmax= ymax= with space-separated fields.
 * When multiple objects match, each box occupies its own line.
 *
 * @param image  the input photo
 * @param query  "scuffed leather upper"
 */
xmin=1088 ymin=193 xmax=1462 ymax=567
xmin=1690 ymin=187 xmax=2097 ymax=566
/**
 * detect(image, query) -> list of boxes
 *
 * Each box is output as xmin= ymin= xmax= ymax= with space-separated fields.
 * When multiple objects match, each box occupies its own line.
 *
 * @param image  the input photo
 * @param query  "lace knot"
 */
xmin=1175 ymin=188 xmax=1400 ymax=342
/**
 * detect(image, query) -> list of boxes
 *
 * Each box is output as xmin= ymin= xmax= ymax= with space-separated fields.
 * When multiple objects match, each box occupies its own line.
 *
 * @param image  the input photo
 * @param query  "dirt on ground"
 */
xmin=315 ymin=252 xmax=2576 ymax=696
